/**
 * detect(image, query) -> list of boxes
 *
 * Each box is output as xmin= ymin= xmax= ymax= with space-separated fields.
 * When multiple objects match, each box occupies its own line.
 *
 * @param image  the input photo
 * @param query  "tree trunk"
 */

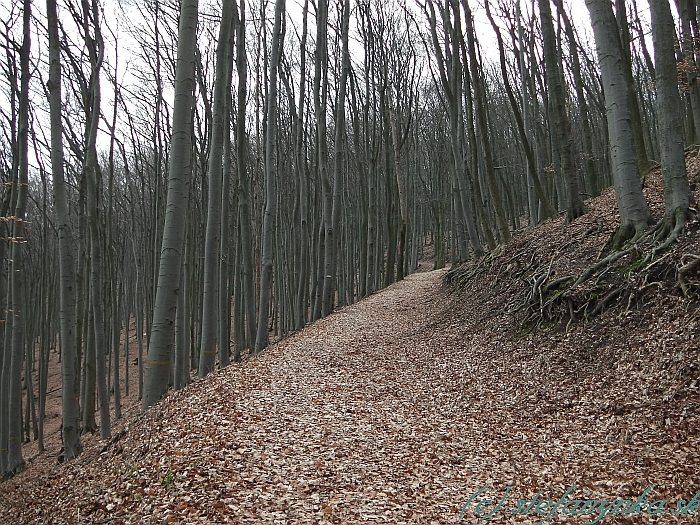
xmin=199 ymin=0 xmax=234 ymax=377
xmin=676 ymin=0 xmax=700 ymax=144
xmin=142 ymin=0 xmax=199 ymax=411
xmin=538 ymin=0 xmax=586 ymax=221
xmin=218 ymin=89 xmax=233 ymax=367
xmin=6 ymin=0 xmax=31 ymax=474
xmin=389 ymin=103 xmax=408 ymax=280
xmin=322 ymin=0 xmax=350 ymax=314
xmin=234 ymin=0 xmax=256 ymax=352
xmin=649 ymin=0 xmax=692 ymax=233
xmin=586 ymin=0 xmax=652 ymax=246
xmin=463 ymin=0 xmax=511 ymax=243
xmin=46 ymin=0 xmax=81 ymax=461
xmin=616 ymin=0 xmax=651 ymax=173
xmin=295 ymin=0 xmax=310 ymax=329
xmin=254 ymin=0 xmax=285 ymax=353
xmin=81 ymin=0 xmax=110 ymax=439
xmin=553 ymin=0 xmax=599 ymax=196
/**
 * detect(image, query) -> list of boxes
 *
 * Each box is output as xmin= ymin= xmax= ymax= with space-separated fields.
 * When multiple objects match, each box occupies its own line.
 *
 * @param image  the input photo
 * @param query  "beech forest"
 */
xmin=0 ymin=1 xmax=699 ymax=523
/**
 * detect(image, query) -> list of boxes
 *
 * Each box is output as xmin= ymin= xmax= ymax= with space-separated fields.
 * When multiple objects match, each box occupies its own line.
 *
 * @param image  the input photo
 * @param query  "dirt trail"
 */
xmin=1 ymin=265 xmax=698 ymax=524
xmin=3 ymin=270 xmax=472 ymax=524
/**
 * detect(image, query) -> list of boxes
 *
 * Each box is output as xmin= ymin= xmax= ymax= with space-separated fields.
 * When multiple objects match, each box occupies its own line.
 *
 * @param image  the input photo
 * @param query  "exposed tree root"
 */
xmin=645 ymin=207 xmax=690 ymax=262
xmin=1 ymin=461 xmax=25 ymax=481
xmin=442 ymin=245 xmax=504 ymax=290
xmin=519 ymin=228 xmax=699 ymax=327
xmin=679 ymin=254 xmax=700 ymax=297
xmin=444 ymin=201 xmax=700 ymax=330
xmin=511 ymin=203 xmax=700 ymax=327
xmin=611 ymin=219 xmax=651 ymax=250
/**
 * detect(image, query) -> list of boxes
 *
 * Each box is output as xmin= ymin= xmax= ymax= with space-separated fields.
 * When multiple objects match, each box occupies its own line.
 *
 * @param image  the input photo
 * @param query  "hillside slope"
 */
xmin=1 ymin=159 xmax=699 ymax=524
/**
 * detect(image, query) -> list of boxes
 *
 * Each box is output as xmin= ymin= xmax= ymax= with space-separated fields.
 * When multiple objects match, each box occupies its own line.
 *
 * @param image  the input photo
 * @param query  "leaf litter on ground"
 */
xmin=1 ymin=155 xmax=700 ymax=524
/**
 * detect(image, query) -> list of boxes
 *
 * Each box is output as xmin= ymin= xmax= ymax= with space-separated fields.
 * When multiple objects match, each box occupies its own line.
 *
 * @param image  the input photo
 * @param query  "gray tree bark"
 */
xmin=5 ymin=0 xmax=31 ymax=475
xmin=218 ymin=89 xmax=233 ymax=367
xmin=538 ymin=0 xmax=586 ymax=221
xmin=143 ymin=0 xmax=199 ymax=411
xmin=553 ymin=0 xmax=600 ymax=196
xmin=199 ymin=0 xmax=234 ymax=376
xmin=616 ymin=0 xmax=651 ymax=174
xmin=463 ymin=0 xmax=511 ymax=243
xmin=486 ymin=0 xmax=557 ymax=222
xmin=81 ymin=0 xmax=110 ymax=439
xmin=322 ymin=0 xmax=350 ymax=315
xmin=586 ymin=0 xmax=652 ymax=246
xmin=676 ymin=0 xmax=700 ymax=144
xmin=423 ymin=0 xmax=483 ymax=257
xmin=649 ymin=0 xmax=692 ymax=234
xmin=254 ymin=0 xmax=285 ymax=353
xmin=234 ymin=0 xmax=256 ymax=353
xmin=46 ymin=0 xmax=81 ymax=460
xmin=294 ymin=0 xmax=310 ymax=329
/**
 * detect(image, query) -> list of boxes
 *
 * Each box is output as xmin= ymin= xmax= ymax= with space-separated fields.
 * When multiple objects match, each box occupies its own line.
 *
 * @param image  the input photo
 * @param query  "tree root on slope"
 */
xmin=443 ymin=209 xmax=699 ymax=329
xmin=442 ymin=245 xmax=504 ymax=291
xmin=518 ymin=226 xmax=699 ymax=328
xmin=679 ymin=254 xmax=700 ymax=297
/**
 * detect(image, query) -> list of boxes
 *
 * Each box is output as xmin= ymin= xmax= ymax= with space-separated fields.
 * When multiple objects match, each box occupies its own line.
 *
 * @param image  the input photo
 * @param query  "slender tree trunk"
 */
xmin=134 ymin=261 xmax=144 ymax=399
xmin=649 ymin=0 xmax=692 ymax=233
xmin=143 ymin=0 xmax=199 ymax=411
xmin=553 ymin=0 xmax=599 ymax=196
xmin=488 ymin=0 xmax=556 ymax=221
xmin=676 ymin=0 xmax=700 ymax=144
xmin=322 ymin=0 xmax=350 ymax=314
xmin=295 ymin=0 xmax=310 ymax=329
xmin=199 ymin=0 xmax=234 ymax=377
xmin=81 ymin=0 xmax=110 ymax=439
xmin=6 ymin=0 xmax=31 ymax=474
xmin=0 ymin=246 xmax=12 ymax=474
xmin=218 ymin=89 xmax=233 ymax=367
xmin=112 ymin=286 xmax=121 ymax=420
xmin=538 ymin=0 xmax=586 ymax=221
xmin=81 ymin=291 xmax=97 ymax=433
xmin=586 ymin=0 xmax=652 ymax=246
xmin=234 ymin=0 xmax=256 ymax=352
xmin=463 ymin=0 xmax=511 ymax=242
xmin=175 ymin=259 xmax=188 ymax=390
xmin=389 ymin=103 xmax=408 ymax=280
xmin=617 ymin=0 xmax=651 ymax=172
xmin=255 ymin=0 xmax=285 ymax=353
xmin=423 ymin=0 xmax=482 ymax=256
xmin=46 ymin=0 xmax=81 ymax=460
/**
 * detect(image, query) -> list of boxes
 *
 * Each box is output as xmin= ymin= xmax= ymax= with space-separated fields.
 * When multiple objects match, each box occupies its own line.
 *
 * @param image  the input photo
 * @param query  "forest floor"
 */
xmin=2 ymin=159 xmax=700 ymax=524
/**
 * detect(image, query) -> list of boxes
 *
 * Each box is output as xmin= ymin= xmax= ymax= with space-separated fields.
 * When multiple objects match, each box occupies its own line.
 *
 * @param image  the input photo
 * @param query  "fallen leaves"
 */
xmin=1 ymin=157 xmax=699 ymax=524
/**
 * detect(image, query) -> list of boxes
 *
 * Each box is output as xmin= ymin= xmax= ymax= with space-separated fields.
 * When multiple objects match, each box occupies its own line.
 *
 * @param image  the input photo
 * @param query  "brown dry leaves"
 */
xmin=1 ymin=159 xmax=699 ymax=524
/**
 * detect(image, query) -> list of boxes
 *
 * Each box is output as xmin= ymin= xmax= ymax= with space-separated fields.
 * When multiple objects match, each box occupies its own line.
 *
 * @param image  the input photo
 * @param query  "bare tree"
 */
xmin=143 ymin=0 xmax=199 ymax=411
xmin=255 ymin=0 xmax=285 ymax=353
xmin=585 ymin=0 xmax=652 ymax=246
xmin=46 ymin=0 xmax=81 ymax=459
xmin=199 ymin=0 xmax=234 ymax=376
xmin=79 ymin=0 xmax=110 ymax=439
xmin=322 ymin=0 xmax=350 ymax=314
xmin=3 ymin=0 xmax=31 ymax=476
xmin=538 ymin=0 xmax=586 ymax=221
xmin=649 ymin=0 xmax=693 ymax=241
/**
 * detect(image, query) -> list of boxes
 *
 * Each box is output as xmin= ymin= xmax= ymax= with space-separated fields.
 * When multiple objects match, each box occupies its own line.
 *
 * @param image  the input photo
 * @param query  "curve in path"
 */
xmin=135 ymin=269 xmax=469 ymax=524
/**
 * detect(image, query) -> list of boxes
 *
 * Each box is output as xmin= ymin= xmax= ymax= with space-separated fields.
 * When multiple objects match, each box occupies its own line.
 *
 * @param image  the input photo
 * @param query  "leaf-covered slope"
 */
xmin=1 ymin=158 xmax=699 ymax=524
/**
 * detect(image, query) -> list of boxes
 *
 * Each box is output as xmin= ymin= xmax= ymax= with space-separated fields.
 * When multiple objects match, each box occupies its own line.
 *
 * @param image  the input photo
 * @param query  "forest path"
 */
xmin=118 ymin=267 xmax=487 ymax=524
xmin=6 ymin=260 xmax=696 ymax=524
xmin=203 ymin=268 xmax=466 ymax=523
